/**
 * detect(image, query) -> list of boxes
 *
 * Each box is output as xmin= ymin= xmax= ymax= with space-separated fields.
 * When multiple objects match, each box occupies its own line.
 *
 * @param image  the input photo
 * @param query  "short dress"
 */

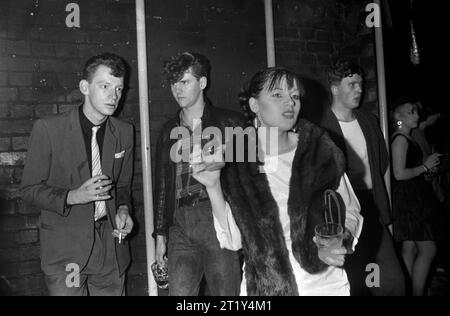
xmin=391 ymin=134 xmax=443 ymax=242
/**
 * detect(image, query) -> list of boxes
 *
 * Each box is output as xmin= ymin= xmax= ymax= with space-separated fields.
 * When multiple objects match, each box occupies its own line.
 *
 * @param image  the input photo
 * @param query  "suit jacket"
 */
xmin=21 ymin=107 xmax=134 ymax=276
xmin=319 ymin=108 xmax=392 ymax=225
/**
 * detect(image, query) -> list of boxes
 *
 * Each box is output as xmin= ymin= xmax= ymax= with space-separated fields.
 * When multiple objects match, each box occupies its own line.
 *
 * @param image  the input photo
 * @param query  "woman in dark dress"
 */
xmin=391 ymin=100 xmax=442 ymax=296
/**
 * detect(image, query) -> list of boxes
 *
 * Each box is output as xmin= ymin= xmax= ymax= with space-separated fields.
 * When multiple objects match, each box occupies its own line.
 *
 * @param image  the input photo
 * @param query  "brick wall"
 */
xmin=0 ymin=0 xmax=142 ymax=296
xmin=0 ymin=0 xmax=375 ymax=296
xmin=273 ymin=0 xmax=377 ymax=123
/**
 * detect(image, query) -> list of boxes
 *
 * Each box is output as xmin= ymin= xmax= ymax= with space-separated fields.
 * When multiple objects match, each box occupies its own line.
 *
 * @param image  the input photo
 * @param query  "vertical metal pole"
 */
xmin=374 ymin=0 xmax=392 ymax=204
xmin=135 ymin=0 xmax=157 ymax=296
xmin=264 ymin=0 xmax=276 ymax=67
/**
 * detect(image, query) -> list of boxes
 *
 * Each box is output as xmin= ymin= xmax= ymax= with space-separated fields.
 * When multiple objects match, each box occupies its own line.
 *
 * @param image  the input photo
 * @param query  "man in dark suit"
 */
xmin=319 ymin=60 xmax=405 ymax=295
xmin=21 ymin=53 xmax=134 ymax=296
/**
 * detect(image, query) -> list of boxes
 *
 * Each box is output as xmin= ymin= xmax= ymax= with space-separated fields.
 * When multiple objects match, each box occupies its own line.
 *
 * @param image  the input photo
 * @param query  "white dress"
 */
xmin=213 ymin=141 xmax=363 ymax=296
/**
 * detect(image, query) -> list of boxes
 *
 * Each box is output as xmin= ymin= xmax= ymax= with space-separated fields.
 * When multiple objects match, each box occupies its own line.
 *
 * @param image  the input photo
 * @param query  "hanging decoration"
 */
xmin=409 ymin=0 xmax=420 ymax=66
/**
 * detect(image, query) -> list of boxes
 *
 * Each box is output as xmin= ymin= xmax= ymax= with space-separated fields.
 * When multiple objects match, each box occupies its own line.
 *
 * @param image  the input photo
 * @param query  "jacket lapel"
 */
xmin=102 ymin=119 xmax=117 ymax=179
xmin=68 ymin=108 xmax=90 ymax=186
xmin=321 ymin=108 xmax=348 ymax=158
xmin=354 ymin=110 xmax=375 ymax=177
xmin=102 ymin=119 xmax=118 ymax=224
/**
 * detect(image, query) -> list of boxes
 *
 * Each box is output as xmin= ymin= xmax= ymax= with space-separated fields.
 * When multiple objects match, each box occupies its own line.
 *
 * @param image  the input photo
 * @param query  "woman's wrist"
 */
xmin=422 ymin=164 xmax=429 ymax=174
xmin=206 ymin=181 xmax=222 ymax=195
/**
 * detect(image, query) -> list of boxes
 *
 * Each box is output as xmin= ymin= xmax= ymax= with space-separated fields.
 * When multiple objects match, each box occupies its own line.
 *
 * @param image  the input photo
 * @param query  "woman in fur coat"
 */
xmin=191 ymin=67 xmax=363 ymax=296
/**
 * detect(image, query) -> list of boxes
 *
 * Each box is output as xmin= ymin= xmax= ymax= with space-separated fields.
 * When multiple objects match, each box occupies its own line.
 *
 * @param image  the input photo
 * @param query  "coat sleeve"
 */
xmin=115 ymin=124 xmax=134 ymax=212
xmin=212 ymin=202 xmax=242 ymax=251
xmin=153 ymin=129 xmax=169 ymax=237
xmin=371 ymin=114 xmax=390 ymax=175
xmin=367 ymin=112 xmax=392 ymax=225
xmin=20 ymin=119 xmax=70 ymax=216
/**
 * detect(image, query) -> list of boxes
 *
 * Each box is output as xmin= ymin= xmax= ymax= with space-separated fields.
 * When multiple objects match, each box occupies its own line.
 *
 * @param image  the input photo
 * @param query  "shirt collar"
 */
xmin=79 ymin=105 xmax=108 ymax=132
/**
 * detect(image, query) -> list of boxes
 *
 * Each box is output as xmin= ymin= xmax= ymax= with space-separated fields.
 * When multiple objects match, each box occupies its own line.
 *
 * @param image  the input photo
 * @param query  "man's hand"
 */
xmin=156 ymin=235 xmax=167 ymax=264
xmin=66 ymin=174 xmax=113 ymax=205
xmin=112 ymin=205 xmax=133 ymax=243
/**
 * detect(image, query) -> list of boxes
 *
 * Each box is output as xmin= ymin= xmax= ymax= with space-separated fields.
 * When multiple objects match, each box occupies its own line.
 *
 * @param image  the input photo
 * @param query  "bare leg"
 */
xmin=412 ymin=241 xmax=437 ymax=296
xmin=402 ymin=241 xmax=417 ymax=277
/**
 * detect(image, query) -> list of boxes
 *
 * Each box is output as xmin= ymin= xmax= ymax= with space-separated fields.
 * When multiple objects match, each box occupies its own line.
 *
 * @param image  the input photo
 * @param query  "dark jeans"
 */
xmin=45 ymin=219 xmax=125 ymax=296
xmin=168 ymin=200 xmax=241 ymax=296
xmin=345 ymin=190 xmax=406 ymax=296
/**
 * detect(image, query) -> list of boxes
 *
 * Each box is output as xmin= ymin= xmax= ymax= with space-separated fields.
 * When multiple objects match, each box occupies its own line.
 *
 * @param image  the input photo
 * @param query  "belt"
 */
xmin=177 ymin=195 xmax=210 ymax=207
xmin=96 ymin=216 xmax=108 ymax=222
xmin=94 ymin=216 xmax=108 ymax=229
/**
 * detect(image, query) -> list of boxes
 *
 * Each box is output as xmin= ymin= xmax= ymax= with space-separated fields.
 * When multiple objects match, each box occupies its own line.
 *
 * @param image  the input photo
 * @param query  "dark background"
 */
xmin=385 ymin=0 xmax=446 ymax=114
xmin=385 ymin=0 xmax=448 ymax=151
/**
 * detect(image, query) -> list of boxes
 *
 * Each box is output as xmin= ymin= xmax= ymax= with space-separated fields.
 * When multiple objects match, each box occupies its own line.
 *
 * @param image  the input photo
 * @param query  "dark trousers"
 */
xmin=168 ymin=201 xmax=241 ymax=296
xmin=45 ymin=219 xmax=125 ymax=296
xmin=345 ymin=190 xmax=406 ymax=296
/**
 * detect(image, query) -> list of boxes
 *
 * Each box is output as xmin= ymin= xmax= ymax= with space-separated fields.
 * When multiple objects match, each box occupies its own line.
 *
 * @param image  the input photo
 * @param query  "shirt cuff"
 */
xmin=212 ymin=202 xmax=242 ymax=251
xmin=337 ymin=174 xmax=364 ymax=252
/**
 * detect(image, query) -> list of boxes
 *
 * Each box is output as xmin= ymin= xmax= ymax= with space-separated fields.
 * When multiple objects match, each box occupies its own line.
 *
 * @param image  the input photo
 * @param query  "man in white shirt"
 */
xmin=320 ymin=60 xmax=406 ymax=296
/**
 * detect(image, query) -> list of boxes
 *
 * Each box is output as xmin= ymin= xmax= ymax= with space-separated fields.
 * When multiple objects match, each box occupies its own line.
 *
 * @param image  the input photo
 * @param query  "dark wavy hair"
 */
xmin=239 ymin=67 xmax=305 ymax=125
xmin=82 ymin=53 xmax=127 ymax=82
xmin=162 ymin=52 xmax=211 ymax=85
xmin=327 ymin=60 xmax=365 ymax=86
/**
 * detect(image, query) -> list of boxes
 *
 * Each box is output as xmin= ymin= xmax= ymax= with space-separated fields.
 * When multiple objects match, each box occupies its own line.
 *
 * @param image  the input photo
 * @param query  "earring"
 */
xmin=253 ymin=116 xmax=260 ymax=129
xmin=396 ymin=120 xmax=403 ymax=128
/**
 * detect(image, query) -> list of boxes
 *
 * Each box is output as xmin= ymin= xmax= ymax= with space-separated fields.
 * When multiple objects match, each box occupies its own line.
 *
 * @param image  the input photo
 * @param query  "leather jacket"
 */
xmin=154 ymin=100 xmax=247 ymax=237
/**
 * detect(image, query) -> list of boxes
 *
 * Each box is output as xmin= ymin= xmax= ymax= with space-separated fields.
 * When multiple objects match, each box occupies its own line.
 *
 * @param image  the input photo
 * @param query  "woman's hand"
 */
xmin=191 ymin=162 xmax=222 ymax=189
xmin=424 ymin=153 xmax=441 ymax=171
xmin=190 ymin=143 xmax=225 ymax=189
xmin=313 ymin=236 xmax=347 ymax=267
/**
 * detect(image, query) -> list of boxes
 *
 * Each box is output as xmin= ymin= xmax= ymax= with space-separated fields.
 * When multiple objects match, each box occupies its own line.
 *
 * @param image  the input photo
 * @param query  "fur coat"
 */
xmin=221 ymin=119 xmax=346 ymax=296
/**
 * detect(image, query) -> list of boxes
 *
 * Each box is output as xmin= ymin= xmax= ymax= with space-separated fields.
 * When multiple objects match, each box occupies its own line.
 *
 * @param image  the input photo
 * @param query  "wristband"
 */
xmin=422 ymin=164 xmax=429 ymax=173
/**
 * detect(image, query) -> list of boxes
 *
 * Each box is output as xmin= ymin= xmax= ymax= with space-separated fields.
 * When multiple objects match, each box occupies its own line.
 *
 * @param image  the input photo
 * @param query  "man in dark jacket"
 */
xmin=154 ymin=52 xmax=242 ymax=296
xmin=319 ymin=60 xmax=406 ymax=295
